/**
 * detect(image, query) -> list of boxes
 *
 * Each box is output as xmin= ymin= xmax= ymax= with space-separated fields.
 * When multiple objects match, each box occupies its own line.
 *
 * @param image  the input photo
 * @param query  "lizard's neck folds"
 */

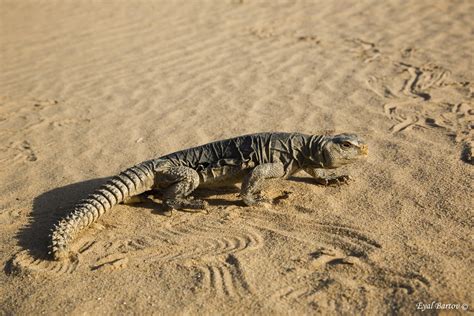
xmin=304 ymin=135 xmax=328 ymax=168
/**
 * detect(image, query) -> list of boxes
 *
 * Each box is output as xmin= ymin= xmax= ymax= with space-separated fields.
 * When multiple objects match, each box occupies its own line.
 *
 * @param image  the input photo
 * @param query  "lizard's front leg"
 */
xmin=304 ymin=168 xmax=351 ymax=186
xmin=241 ymin=162 xmax=285 ymax=206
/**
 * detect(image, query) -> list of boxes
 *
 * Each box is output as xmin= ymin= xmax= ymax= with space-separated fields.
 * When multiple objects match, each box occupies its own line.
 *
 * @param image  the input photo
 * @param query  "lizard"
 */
xmin=50 ymin=132 xmax=368 ymax=260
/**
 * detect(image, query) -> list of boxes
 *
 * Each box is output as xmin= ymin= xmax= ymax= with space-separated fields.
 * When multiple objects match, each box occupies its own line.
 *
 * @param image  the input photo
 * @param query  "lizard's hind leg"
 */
xmin=241 ymin=162 xmax=285 ymax=206
xmin=158 ymin=166 xmax=208 ymax=211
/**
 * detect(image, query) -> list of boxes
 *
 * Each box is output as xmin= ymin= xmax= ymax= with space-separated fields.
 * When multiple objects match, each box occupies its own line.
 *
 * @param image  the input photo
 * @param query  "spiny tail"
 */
xmin=50 ymin=160 xmax=156 ymax=260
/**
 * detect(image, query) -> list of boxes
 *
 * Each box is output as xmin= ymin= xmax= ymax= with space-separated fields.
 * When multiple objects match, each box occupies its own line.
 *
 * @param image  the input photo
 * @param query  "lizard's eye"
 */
xmin=341 ymin=142 xmax=352 ymax=149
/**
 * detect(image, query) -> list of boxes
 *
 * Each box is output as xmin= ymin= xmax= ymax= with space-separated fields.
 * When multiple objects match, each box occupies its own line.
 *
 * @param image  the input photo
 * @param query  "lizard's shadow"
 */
xmin=13 ymin=178 xmax=242 ymax=263
xmin=135 ymin=186 xmax=243 ymax=213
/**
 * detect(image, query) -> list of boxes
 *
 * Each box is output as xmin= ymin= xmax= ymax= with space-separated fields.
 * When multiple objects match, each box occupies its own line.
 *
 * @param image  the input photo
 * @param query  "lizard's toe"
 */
xmin=196 ymin=200 xmax=209 ymax=209
xmin=338 ymin=175 xmax=352 ymax=185
xmin=242 ymin=194 xmax=272 ymax=207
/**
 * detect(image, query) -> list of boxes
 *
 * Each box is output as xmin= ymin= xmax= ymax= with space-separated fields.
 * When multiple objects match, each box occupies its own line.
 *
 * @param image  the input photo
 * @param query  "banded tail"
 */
xmin=50 ymin=160 xmax=156 ymax=260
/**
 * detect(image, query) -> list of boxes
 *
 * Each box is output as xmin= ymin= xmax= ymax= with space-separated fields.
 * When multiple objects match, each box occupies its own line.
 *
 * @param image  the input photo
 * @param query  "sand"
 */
xmin=0 ymin=0 xmax=472 ymax=314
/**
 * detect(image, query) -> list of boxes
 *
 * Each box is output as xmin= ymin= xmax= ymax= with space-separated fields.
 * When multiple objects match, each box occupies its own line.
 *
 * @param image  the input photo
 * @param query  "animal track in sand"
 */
xmin=245 ymin=22 xmax=322 ymax=47
xmin=317 ymin=248 xmax=431 ymax=295
xmin=50 ymin=118 xmax=90 ymax=128
xmin=383 ymin=97 xmax=473 ymax=144
xmin=268 ymin=278 xmax=334 ymax=303
xmin=369 ymin=62 xmax=461 ymax=105
xmin=246 ymin=26 xmax=277 ymax=39
xmin=397 ymin=62 xmax=453 ymax=101
xmin=295 ymin=35 xmax=320 ymax=46
xmin=0 ymin=140 xmax=37 ymax=163
xmin=195 ymin=254 xmax=252 ymax=299
xmin=267 ymin=249 xmax=350 ymax=302
xmin=91 ymin=254 xmax=129 ymax=271
xmin=267 ymin=245 xmax=430 ymax=309
xmin=240 ymin=209 xmax=381 ymax=257
xmin=17 ymin=140 xmax=37 ymax=161
xmin=32 ymin=99 xmax=59 ymax=109
xmin=77 ymin=239 xmax=97 ymax=255
xmin=349 ymin=38 xmax=381 ymax=63
xmin=237 ymin=208 xmax=429 ymax=304
xmin=366 ymin=76 xmax=398 ymax=99
xmin=9 ymin=250 xmax=78 ymax=275
xmin=0 ymin=97 xmax=58 ymax=113
xmin=82 ymin=218 xmax=258 ymax=294
xmin=88 ymin=216 xmax=264 ymax=269
xmin=0 ymin=97 xmax=59 ymax=129
xmin=101 ymin=236 xmax=152 ymax=254
xmin=366 ymin=60 xmax=472 ymax=162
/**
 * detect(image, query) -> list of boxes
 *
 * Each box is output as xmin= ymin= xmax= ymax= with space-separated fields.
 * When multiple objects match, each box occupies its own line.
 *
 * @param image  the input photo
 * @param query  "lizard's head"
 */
xmin=321 ymin=134 xmax=368 ymax=168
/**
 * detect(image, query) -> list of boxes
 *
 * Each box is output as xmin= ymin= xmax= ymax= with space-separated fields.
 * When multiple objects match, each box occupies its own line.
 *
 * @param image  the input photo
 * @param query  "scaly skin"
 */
xmin=50 ymin=161 xmax=156 ymax=260
xmin=50 ymin=132 xmax=368 ymax=260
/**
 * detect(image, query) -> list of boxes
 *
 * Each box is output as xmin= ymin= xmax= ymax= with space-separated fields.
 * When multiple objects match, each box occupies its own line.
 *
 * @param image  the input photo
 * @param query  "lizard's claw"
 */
xmin=241 ymin=194 xmax=272 ymax=207
xmin=335 ymin=174 xmax=352 ymax=186
xmin=314 ymin=175 xmax=353 ymax=186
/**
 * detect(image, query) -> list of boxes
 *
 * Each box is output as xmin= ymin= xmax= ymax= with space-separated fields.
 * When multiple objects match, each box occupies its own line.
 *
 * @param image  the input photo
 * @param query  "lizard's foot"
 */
xmin=313 ymin=174 xmax=352 ymax=186
xmin=241 ymin=194 xmax=272 ymax=207
xmin=164 ymin=198 xmax=209 ymax=211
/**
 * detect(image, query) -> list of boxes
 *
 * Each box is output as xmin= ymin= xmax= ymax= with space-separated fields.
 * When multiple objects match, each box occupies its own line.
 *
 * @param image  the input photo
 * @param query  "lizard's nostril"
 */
xmin=360 ymin=145 xmax=369 ymax=156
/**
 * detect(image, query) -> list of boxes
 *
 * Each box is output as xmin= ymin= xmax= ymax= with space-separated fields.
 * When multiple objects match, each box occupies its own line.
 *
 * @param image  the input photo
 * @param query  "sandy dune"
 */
xmin=0 ymin=0 xmax=472 ymax=314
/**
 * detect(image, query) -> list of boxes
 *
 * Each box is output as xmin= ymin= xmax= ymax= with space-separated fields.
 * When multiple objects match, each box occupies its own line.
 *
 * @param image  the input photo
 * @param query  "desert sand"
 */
xmin=0 ymin=0 xmax=472 ymax=314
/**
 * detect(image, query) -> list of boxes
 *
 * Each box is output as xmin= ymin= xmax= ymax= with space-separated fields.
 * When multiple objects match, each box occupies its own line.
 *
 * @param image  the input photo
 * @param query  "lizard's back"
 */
xmin=161 ymin=132 xmax=298 ymax=186
xmin=162 ymin=132 xmax=281 ymax=169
